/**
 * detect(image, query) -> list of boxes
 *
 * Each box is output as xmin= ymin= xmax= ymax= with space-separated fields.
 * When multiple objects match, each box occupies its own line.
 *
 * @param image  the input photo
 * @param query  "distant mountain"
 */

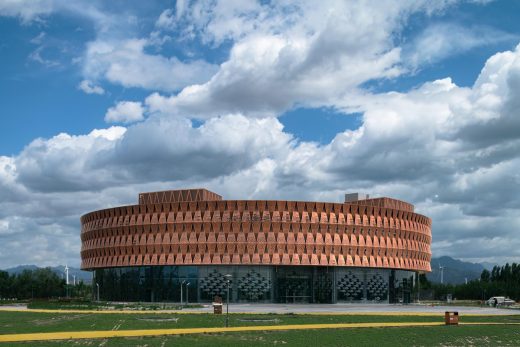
xmin=4 ymin=265 xmax=40 ymax=274
xmin=3 ymin=265 xmax=92 ymax=284
xmin=428 ymin=256 xmax=488 ymax=285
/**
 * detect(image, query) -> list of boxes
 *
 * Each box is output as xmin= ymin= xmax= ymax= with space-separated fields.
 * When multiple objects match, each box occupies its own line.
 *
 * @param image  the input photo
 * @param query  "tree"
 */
xmin=491 ymin=266 xmax=499 ymax=281
xmin=3 ymin=268 xmax=65 ymax=300
xmin=0 ymin=271 xmax=13 ymax=299
xmin=418 ymin=273 xmax=431 ymax=288
xmin=480 ymin=269 xmax=490 ymax=282
xmin=430 ymin=264 xmax=520 ymax=302
xmin=33 ymin=268 xmax=65 ymax=298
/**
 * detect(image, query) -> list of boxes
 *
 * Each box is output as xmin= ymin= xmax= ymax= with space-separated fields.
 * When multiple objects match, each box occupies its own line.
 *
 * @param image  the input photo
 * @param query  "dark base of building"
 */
xmin=93 ymin=265 xmax=416 ymax=304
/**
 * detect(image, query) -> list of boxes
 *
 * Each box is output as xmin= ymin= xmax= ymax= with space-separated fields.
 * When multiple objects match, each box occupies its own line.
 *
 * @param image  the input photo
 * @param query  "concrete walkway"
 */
xmin=186 ymin=303 xmax=520 ymax=315
xmin=1 ymin=304 xmax=518 ymax=315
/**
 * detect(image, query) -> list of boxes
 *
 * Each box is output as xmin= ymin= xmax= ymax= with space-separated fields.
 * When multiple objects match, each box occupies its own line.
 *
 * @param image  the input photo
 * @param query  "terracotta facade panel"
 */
xmin=81 ymin=189 xmax=432 ymax=272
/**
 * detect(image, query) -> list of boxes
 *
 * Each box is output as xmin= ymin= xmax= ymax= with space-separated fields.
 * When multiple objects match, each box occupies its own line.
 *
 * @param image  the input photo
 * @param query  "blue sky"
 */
xmin=1 ymin=0 xmax=520 ymax=267
xmin=2 ymin=0 xmax=518 ymax=154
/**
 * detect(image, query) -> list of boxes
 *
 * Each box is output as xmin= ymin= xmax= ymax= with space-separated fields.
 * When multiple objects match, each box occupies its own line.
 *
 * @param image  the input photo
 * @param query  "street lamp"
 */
xmin=181 ymin=280 xmax=186 ymax=306
xmin=95 ymin=283 xmax=100 ymax=302
xmin=186 ymin=282 xmax=191 ymax=305
xmin=225 ymin=274 xmax=232 ymax=327
xmin=417 ymin=272 xmax=421 ymax=304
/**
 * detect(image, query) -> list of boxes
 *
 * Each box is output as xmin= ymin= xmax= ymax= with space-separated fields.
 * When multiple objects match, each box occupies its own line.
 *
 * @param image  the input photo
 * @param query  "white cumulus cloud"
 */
xmin=405 ymin=23 xmax=518 ymax=69
xmin=83 ymin=39 xmax=219 ymax=92
xmin=2 ymin=0 xmax=520 ymax=268
xmin=105 ymin=101 xmax=144 ymax=124
xmin=145 ymin=1 xmax=458 ymax=119
xmin=77 ymin=80 xmax=105 ymax=95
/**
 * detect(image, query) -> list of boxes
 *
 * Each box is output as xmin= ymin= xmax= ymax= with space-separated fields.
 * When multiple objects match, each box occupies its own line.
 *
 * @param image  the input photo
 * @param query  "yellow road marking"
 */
xmin=0 ymin=322 xmax=443 ymax=342
xmin=1 ymin=322 xmax=519 ymax=343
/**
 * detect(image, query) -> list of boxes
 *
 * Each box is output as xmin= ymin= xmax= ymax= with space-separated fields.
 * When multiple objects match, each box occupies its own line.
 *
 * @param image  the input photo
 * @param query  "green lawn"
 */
xmin=1 ymin=310 xmax=520 ymax=346
xmin=0 ymin=310 xmax=519 ymax=334
xmin=0 ymin=311 xmax=431 ymax=334
xmin=5 ymin=325 xmax=520 ymax=346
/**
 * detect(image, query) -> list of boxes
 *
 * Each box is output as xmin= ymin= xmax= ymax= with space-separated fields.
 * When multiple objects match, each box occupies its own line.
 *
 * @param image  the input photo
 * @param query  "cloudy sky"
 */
xmin=1 ymin=0 xmax=520 ymax=269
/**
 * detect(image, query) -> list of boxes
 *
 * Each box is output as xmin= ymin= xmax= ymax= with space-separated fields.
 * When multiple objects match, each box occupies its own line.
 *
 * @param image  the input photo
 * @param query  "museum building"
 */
xmin=80 ymin=189 xmax=431 ymax=303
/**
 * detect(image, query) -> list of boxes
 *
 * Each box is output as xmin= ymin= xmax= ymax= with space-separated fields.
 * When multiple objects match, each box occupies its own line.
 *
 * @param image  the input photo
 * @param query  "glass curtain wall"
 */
xmin=94 ymin=266 xmax=416 ymax=303
xmin=274 ymin=266 xmax=334 ymax=303
xmin=94 ymin=266 xmax=198 ymax=302
xmin=198 ymin=266 xmax=273 ymax=303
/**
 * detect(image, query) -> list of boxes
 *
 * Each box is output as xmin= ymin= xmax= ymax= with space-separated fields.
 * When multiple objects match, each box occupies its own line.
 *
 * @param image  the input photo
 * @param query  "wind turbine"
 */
xmin=64 ymin=265 xmax=69 ymax=285
xmin=438 ymin=263 xmax=445 ymax=284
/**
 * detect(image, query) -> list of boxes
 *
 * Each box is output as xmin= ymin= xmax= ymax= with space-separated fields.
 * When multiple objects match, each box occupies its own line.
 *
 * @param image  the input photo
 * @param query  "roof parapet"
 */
xmin=138 ymin=189 xmax=222 ymax=205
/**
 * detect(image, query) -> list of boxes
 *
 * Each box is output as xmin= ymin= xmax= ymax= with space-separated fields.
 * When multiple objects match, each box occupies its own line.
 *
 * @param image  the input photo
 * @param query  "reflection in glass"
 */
xmin=94 ymin=266 xmax=415 ymax=304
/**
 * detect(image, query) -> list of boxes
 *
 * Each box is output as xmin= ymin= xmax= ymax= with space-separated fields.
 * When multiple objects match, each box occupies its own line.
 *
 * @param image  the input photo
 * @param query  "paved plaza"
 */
xmin=1 ymin=303 xmax=518 ymax=316
xmin=184 ymin=303 xmax=520 ymax=315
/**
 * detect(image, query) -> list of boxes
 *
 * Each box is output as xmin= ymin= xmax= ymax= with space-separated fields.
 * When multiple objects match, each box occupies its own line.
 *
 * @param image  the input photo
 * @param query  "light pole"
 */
xmin=417 ymin=272 xmax=421 ymax=304
xmin=96 ymin=283 xmax=100 ymax=302
xmin=225 ymin=274 xmax=232 ymax=327
xmin=181 ymin=280 xmax=186 ymax=306
xmin=186 ymin=282 xmax=190 ymax=305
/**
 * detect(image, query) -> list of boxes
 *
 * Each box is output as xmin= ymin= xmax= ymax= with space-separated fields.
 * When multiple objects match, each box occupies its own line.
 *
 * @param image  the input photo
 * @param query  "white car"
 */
xmin=502 ymin=298 xmax=516 ymax=306
xmin=486 ymin=296 xmax=516 ymax=307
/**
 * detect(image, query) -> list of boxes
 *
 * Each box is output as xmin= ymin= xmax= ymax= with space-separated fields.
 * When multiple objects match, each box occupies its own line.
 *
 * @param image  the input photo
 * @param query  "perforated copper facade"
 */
xmin=80 ymin=189 xmax=431 ymax=273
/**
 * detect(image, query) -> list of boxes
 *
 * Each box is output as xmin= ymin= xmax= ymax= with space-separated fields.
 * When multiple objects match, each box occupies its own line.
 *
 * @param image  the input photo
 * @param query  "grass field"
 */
xmin=6 ymin=325 xmax=520 ymax=347
xmin=26 ymin=300 xmax=204 ymax=311
xmin=1 ymin=310 xmax=520 ymax=346
xmin=2 ymin=310 xmax=520 ymax=334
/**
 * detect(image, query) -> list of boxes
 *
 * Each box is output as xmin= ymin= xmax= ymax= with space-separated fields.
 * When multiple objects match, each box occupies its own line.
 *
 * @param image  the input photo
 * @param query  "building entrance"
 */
xmin=274 ymin=266 xmax=333 ymax=303
xmin=276 ymin=269 xmax=311 ymax=303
